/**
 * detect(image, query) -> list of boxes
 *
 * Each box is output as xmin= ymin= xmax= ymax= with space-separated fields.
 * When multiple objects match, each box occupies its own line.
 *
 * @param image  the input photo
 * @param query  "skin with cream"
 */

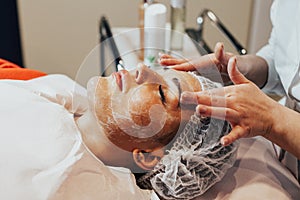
xmin=76 ymin=63 xmax=202 ymax=171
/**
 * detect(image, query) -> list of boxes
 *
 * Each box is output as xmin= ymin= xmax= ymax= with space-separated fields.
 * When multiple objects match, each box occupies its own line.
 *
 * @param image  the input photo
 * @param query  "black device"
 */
xmin=99 ymin=16 xmax=124 ymax=77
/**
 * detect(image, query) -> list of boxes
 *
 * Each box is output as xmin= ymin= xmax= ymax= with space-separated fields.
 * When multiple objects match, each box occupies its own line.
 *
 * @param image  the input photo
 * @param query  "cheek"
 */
xmin=128 ymin=88 xmax=181 ymax=136
xmin=162 ymin=110 xmax=181 ymax=136
xmin=93 ymin=79 xmax=114 ymax=125
xmin=128 ymin=89 xmax=156 ymax=126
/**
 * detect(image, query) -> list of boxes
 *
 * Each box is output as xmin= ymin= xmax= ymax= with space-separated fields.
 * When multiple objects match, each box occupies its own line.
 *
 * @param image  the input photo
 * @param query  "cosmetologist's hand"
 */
xmin=180 ymin=57 xmax=280 ymax=146
xmin=159 ymin=43 xmax=235 ymax=84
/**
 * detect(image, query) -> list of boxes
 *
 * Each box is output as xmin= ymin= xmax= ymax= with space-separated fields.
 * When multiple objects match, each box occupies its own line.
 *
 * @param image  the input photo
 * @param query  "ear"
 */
xmin=132 ymin=148 xmax=164 ymax=171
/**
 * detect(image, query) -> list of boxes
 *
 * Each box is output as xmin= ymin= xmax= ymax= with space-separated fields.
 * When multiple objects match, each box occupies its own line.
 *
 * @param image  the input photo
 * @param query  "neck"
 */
xmin=76 ymin=110 xmax=135 ymax=168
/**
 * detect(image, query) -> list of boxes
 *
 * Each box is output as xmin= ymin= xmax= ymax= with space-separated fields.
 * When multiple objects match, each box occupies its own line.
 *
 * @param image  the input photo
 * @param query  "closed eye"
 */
xmin=159 ymin=85 xmax=166 ymax=103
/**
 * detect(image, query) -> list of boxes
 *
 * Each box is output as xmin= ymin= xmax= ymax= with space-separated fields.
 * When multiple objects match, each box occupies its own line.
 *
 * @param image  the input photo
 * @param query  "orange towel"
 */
xmin=0 ymin=58 xmax=47 ymax=80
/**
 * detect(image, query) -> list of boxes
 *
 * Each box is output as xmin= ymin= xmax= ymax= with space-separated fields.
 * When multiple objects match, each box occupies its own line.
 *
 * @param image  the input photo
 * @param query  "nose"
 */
xmin=135 ymin=63 xmax=164 ymax=85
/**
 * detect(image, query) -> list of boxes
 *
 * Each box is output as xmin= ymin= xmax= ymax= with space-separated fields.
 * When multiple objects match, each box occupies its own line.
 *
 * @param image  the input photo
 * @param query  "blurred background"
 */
xmin=1 ymin=0 xmax=272 ymax=80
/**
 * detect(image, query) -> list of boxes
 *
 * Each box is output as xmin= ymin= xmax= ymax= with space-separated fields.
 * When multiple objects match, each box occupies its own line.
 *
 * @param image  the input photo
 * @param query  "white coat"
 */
xmin=256 ymin=0 xmax=300 ymax=181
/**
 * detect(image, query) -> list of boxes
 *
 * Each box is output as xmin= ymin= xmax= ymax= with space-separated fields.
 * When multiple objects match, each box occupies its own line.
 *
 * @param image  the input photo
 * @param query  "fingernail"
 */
xmin=180 ymin=92 xmax=197 ymax=104
xmin=196 ymin=105 xmax=207 ymax=113
xmin=158 ymin=52 xmax=164 ymax=57
xmin=229 ymin=56 xmax=237 ymax=64
xmin=221 ymin=137 xmax=229 ymax=146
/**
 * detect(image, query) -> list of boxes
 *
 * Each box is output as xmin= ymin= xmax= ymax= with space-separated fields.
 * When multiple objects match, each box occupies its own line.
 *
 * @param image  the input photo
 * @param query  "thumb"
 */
xmin=215 ymin=42 xmax=225 ymax=62
xmin=228 ymin=57 xmax=249 ymax=85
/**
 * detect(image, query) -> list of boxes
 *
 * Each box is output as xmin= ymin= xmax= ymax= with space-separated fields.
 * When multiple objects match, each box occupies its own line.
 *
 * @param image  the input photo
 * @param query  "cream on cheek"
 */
xmin=108 ymin=85 xmax=168 ymax=139
xmin=92 ymin=73 xmax=184 ymax=142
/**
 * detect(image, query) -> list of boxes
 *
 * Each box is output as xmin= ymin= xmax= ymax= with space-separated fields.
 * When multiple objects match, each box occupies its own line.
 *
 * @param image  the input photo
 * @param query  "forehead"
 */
xmin=153 ymin=67 xmax=183 ymax=77
xmin=134 ymin=67 xmax=189 ymax=85
xmin=152 ymin=68 xmax=193 ymax=90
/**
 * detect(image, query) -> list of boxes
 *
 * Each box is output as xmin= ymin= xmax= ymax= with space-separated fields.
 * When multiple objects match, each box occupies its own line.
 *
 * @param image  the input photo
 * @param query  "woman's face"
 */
xmin=87 ymin=64 xmax=201 ymax=151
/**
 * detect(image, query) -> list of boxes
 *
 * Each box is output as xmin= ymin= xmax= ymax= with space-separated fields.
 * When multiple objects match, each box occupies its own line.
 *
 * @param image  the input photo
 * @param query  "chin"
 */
xmin=87 ymin=76 xmax=100 ymax=90
xmin=87 ymin=76 xmax=99 ymax=102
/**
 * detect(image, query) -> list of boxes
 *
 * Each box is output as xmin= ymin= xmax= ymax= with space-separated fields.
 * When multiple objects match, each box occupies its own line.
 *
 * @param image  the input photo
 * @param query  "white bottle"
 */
xmin=170 ymin=0 xmax=186 ymax=51
xmin=144 ymin=3 xmax=167 ymax=67
xmin=138 ymin=0 xmax=155 ymax=61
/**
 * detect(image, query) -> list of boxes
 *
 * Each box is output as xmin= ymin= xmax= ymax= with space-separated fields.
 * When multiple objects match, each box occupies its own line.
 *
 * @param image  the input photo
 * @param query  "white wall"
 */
xmin=17 ymin=0 xmax=253 ymax=80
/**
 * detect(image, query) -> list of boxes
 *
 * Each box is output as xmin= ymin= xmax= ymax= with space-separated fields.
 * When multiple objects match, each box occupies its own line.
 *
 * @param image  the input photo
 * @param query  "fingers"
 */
xmin=214 ymin=42 xmax=225 ymax=62
xmin=159 ymin=52 xmax=220 ymax=73
xmin=158 ymin=53 xmax=172 ymax=59
xmin=167 ymin=55 xmax=219 ymax=72
xmin=214 ymin=42 xmax=234 ymax=66
xmin=221 ymin=126 xmax=245 ymax=146
xmin=228 ymin=57 xmax=249 ymax=85
xmin=159 ymin=58 xmax=196 ymax=71
xmin=195 ymin=104 xmax=239 ymax=122
xmin=181 ymin=88 xmax=227 ymax=105
xmin=159 ymin=58 xmax=188 ymax=66
xmin=170 ymin=62 xmax=197 ymax=71
xmin=158 ymin=53 xmax=194 ymax=71
xmin=158 ymin=53 xmax=186 ymax=65
xmin=181 ymin=89 xmax=239 ymax=122
xmin=181 ymin=89 xmax=246 ymax=146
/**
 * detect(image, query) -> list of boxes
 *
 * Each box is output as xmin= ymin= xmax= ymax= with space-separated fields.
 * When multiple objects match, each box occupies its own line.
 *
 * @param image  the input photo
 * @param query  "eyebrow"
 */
xmin=172 ymin=78 xmax=182 ymax=108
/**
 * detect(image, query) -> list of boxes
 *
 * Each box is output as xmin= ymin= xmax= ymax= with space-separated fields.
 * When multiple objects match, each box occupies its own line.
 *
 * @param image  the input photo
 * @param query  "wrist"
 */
xmin=266 ymin=102 xmax=281 ymax=140
xmin=267 ymin=102 xmax=300 ymax=158
xmin=236 ymin=55 xmax=268 ymax=88
xmin=264 ymin=101 xmax=290 ymax=147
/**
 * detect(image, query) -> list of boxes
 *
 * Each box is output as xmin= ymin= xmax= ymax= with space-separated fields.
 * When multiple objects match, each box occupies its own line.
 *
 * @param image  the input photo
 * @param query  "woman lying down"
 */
xmin=0 ymin=64 xmax=299 ymax=200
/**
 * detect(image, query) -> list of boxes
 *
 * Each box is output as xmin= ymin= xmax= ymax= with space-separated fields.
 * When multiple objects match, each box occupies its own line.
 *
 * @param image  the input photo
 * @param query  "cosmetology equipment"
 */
xmin=144 ymin=3 xmax=167 ymax=67
xmin=170 ymin=0 xmax=186 ymax=51
xmin=99 ymin=16 xmax=125 ymax=77
xmin=185 ymin=9 xmax=247 ymax=55
xmin=138 ymin=0 xmax=156 ymax=61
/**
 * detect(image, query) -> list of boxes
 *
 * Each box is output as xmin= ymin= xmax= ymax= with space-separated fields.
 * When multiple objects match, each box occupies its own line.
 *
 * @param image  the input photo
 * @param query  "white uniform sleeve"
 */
xmin=256 ymin=0 xmax=285 ymax=96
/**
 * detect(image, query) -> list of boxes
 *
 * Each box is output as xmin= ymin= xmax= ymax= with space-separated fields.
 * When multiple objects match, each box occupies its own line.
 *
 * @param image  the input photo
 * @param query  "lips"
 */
xmin=113 ymin=71 xmax=123 ymax=91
